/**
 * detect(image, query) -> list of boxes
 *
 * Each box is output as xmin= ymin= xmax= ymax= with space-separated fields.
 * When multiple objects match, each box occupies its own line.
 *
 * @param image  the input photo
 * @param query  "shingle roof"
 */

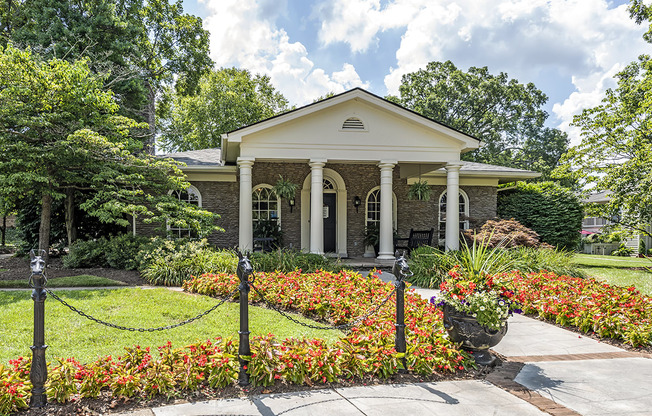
xmin=160 ymin=148 xmax=223 ymax=167
xmin=435 ymin=161 xmax=539 ymax=175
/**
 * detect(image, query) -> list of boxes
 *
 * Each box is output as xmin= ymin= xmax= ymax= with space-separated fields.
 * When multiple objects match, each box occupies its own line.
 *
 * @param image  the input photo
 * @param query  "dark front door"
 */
xmin=323 ymin=193 xmax=336 ymax=252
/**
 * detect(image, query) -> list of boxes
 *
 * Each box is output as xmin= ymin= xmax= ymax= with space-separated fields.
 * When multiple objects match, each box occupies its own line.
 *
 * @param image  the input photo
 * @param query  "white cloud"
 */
xmin=315 ymin=0 xmax=649 ymax=144
xmin=200 ymin=0 xmax=368 ymax=105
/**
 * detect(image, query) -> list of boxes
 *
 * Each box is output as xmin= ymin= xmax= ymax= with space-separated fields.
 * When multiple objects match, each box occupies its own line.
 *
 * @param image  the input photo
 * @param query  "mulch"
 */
xmin=0 ymin=255 xmax=147 ymax=286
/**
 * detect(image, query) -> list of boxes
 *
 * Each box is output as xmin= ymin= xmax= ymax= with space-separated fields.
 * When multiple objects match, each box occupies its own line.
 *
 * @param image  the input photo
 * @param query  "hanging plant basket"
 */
xmin=272 ymin=175 xmax=298 ymax=200
xmin=408 ymin=180 xmax=431 ymax=201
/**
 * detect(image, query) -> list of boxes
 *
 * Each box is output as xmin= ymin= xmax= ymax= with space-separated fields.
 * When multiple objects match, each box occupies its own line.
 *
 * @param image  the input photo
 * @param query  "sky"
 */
xmin=181 ymin=0 xmax=650 ymax=144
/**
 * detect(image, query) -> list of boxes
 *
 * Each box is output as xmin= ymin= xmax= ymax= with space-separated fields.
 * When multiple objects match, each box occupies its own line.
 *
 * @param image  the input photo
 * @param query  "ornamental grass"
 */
xmin=0 ymin=270 xmax=470 ymax=415
xmin=499 ymin=271 xmax=652 ymax=347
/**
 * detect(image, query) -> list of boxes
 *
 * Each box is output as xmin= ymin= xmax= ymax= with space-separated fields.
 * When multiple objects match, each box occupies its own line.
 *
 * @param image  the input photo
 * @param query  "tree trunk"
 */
xmin=1 ymin=214 xmax=6 ymax=246
xmin=65 ymin=189 xmax=77 ymax=247
xmin=38 ymin=193 xmax=52 ymax=261
xmin=145 ymin=80 xmax=156 ymax=154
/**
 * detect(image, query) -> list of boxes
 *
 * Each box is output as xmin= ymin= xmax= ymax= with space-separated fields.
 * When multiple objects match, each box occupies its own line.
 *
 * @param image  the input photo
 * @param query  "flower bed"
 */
xmin=184 ymin=270 xmax=472 ymax=384
xmin=1 ymin=270 xmax=470 ymax=415
xmin=500 ymin=271 xmax=652 ymax=347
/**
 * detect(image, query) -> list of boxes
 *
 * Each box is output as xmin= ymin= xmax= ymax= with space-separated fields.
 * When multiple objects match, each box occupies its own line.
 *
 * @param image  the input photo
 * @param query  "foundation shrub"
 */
xmin=249 ymin=249 xmax=343 ymax=273
xmin=141 ymin=247 xmax=237 ymax=286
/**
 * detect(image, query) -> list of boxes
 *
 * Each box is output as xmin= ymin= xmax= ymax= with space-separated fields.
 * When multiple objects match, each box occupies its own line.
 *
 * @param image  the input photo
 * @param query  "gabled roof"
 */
xmin=429 ymin=161 xmax=540 ymax=183
xmin=226 ymin=87 xmax=481 ymax=142
xmin=222 ymin=88 xmax=481 ymax=163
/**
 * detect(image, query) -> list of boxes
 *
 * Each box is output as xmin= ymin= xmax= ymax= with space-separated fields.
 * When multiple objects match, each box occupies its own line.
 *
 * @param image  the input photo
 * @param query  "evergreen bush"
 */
xmin=497 ymin=181 xmax=583 ymax=250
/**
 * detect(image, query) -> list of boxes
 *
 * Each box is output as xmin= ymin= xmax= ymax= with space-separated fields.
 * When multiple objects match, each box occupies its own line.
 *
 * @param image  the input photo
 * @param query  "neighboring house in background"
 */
xmin=141 ymin=88 xmax=539 ymax=259
xmin=582 ymin=191 xmax=652 ymax=255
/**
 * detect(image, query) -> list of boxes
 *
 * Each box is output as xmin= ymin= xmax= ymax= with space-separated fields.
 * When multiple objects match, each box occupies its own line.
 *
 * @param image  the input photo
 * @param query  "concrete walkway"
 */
xmin=109 ymin=270 xmax=652 ymax=416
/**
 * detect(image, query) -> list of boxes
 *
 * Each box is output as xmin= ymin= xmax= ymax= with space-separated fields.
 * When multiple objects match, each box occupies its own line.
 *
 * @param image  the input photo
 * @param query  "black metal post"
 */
xmin=29 ymin=251 xmax=48 ymax=408
xmin=237 ymin=257 xmax=251 ymax=386
xmin=394 ymin=277 xmax=407 ymax=372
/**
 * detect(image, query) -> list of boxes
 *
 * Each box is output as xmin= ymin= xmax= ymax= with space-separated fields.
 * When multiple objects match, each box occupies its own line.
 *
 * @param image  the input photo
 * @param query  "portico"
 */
xmin=224 ymin=88 xmax=481 ymax=258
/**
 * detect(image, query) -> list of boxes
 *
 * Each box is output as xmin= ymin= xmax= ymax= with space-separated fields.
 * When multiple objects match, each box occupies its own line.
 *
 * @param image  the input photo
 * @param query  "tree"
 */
xmin=159 ymin=68 xmax=290 ymax=152
xmin=629 ymin=0 xmax=652 ymax=43
xmin=0 ymin=195 xmax=15 ymax=246
xmin=556 ymin=55 xmax=652 ymax=238
xmin=3 ymin=0 xmax=213 ymax=152
xmin=0 ymin=46 xmax=218 ymax=256
xmin=389 ymin=61 xmax=569 ymax=177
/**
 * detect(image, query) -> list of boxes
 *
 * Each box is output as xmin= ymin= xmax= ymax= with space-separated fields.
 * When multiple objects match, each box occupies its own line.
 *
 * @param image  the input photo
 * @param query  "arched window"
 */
xmin=365 ymin=187 xmax=397 ymax=229
xmin=169 ymin=186 xmax=201 ymax=238
xmin=252 ymin=185 xmax=280 ymax=223
xmin=438 ymin=190 xmax=469 ymax=244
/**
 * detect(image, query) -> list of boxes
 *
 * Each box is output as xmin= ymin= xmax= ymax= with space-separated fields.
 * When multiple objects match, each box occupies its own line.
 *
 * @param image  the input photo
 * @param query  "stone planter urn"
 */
xmin=442 ymin=304 xmax=508 ymax=366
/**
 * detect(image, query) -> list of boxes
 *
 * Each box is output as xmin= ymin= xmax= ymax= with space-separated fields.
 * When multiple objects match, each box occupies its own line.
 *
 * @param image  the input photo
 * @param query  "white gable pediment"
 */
xmin=223 ymin=88 xmax=479 ymax=164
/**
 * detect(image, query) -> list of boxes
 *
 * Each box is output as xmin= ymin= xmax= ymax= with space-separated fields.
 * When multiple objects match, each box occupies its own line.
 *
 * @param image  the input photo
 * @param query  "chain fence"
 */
xmin=40 ymin=269 xmax=401 ymax=333
xmin=45 ymin=287 xmax=239 ymax=332
xmin=249 ymin=280 xmax=397 ymax=331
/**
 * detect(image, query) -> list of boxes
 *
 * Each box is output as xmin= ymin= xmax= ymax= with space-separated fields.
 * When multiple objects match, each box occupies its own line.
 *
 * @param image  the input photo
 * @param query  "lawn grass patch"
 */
xmin=0 ymin=275 xmax=126 ymax=289
xmin=573 ymin=253 xmax=652 ymax=268
xmin=0 ymin=287 xmax=342 ymax=364
xmin=581 ymin=267 xmax=652 ymax=296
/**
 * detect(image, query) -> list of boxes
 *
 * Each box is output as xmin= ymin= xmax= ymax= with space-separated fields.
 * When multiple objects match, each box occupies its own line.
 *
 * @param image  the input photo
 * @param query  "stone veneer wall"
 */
xmin=142 ymin=163 xmax=498 ymax=256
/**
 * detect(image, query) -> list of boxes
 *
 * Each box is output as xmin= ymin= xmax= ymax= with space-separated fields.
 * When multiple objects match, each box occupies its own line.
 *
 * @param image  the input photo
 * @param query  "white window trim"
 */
xmin=252 ymin=183 xmax=282 ymax=226
xmin=167 ymin=185 xmax=202 ymax=238
xmin=365 ymin=186 xmax=397 ymax=230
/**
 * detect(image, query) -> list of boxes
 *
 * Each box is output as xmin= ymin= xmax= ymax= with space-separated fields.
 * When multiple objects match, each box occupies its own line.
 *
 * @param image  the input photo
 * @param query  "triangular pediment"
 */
xmin=222 ymin=88 xmax=480 ymax=164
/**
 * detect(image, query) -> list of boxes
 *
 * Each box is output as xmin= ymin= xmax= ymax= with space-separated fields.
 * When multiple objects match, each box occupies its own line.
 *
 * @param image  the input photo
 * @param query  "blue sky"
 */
xmin=182 ymin=0 xmax=650 ymax=144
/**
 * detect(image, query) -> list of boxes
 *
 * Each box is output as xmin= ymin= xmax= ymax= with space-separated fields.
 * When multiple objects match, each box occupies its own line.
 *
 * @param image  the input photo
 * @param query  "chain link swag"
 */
xmin=249 ymin=281 xmax=397 ymax=331
xmin=45 ymin=287 xmax=239 ymax=332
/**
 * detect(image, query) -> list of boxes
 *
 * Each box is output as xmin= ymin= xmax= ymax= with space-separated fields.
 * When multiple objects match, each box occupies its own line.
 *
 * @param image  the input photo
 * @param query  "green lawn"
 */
xmin=0 ymin=287 xmax=342 ymax=364
xmin=573 ymin=253 xmax=652 ymax=268
xmin=0 ymin=275 xmax=127 ymax=289
xmin=580 ymin=267 xmax=652 ymax=296
xmin=572 ymin=254 xmax=652 ymax=296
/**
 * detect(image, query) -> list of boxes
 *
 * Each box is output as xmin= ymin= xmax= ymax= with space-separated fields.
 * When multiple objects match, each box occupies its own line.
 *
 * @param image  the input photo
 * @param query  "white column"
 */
xmin=238 ymin=157 xmax=255 ymax=252
xmin=378 ymin=161 xmax=396 ymax=260
xmin=309 ymin=159 xmax=326 ymax=254
xmin=445 ymin=162 xmax=462 ymax=251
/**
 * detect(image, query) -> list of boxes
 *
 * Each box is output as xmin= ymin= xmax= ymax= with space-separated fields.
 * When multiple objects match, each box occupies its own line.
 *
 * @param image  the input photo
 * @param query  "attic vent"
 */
xmin=342 ymin=117 xmax=365 ymax=130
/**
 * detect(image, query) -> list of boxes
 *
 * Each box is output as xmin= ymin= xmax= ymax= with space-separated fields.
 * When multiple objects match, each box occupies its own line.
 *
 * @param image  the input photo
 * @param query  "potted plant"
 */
xmin=408 ymin=180 xmax=431 ymax=201
xmin=363 ymin=222 xmax=380 ymax=256
xmin=429 ymin=234 xmax=522 ymax=366
xmin=272 ymin=175 xmax=298 ymax=201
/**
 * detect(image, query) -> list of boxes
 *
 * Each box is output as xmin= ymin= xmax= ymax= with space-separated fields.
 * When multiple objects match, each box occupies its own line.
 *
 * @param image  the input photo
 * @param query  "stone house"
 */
xmin=158 ymin=88 xmax=539 ymax=259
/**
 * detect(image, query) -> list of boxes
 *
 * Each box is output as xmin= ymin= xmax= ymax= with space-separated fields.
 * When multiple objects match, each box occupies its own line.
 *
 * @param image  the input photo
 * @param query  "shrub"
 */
xmin=611 ymin=243 xmax=634 ymax=257
xmin=462 ymin=219 xmax=549 ymax=248
xmin=408 ymin=245 xmax=585 ymax=288
xmin=64 ymin=234 xmax=149 ymax=270
xmin=250 ymin=249 xmax=343 ymax=273
xmin=63 ymin=238 xmax=109 ymax=268
xmin=407 ymin=246 xmax=456 ymax=288
xmin=498 ymin=181 xmax=583 ymax=250
xmin=508 ymin=247 xmax=585 ymax=278
xmin=135 ymin=237 xmax=217 ymax=271
xmin=104 ymin=234 xmax=149 ymax=270
xmin=141 ymin=247 xmax=237 ymax=286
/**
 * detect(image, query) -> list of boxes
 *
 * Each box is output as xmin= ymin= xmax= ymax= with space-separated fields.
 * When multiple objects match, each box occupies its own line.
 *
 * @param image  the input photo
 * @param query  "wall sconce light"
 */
xmin=289 ymin=198 xmax=295 ymax=213
xmin=353 ymin=196 xmax=361 ymax=213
